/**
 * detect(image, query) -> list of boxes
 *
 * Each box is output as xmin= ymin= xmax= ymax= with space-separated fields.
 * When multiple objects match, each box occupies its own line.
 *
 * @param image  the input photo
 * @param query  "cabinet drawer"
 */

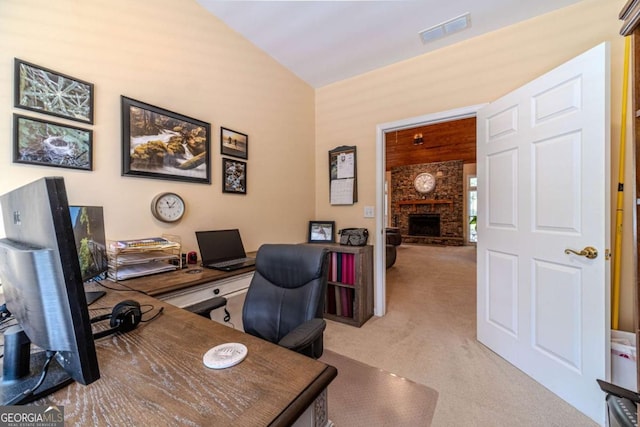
xmin=158 ymin=272 xmax=253 ymax=308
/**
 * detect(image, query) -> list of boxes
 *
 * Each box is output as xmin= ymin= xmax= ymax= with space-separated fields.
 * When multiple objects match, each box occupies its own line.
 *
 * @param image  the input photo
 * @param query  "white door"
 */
xmin=477 ymin=42 xmax=610 ymax=424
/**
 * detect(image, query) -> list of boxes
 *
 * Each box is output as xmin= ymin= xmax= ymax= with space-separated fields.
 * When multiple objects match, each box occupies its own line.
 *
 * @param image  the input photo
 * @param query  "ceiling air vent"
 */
xmin=419 ymin=12 xmax=471 ymax=44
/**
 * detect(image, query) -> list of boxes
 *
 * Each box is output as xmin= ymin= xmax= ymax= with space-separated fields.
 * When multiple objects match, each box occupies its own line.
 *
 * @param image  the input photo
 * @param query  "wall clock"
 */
xmin=414 ymin=172 xmax=436 ymax=194
xmin=150 ymin=192 xmax=185 ymax=223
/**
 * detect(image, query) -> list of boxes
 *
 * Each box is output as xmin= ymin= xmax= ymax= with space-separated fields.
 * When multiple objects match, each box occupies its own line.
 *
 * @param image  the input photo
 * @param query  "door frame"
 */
xmin=374 ymin=103 xmax=486 ymax=315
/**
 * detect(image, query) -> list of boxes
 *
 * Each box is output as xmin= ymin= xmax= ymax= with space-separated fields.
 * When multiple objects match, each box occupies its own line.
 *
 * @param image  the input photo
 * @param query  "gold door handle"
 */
xmin=564 ymin=246 xmax=598 ymax=259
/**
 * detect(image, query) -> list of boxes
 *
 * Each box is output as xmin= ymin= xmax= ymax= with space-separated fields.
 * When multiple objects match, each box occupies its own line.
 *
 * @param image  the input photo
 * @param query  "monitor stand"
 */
xmin=0 ymin=326 xmax=73 ymax=405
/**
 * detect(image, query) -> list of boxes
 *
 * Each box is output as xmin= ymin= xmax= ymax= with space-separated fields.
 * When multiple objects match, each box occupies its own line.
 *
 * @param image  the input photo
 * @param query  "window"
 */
xmin=468 ymin=176 xmax=477 ymax=243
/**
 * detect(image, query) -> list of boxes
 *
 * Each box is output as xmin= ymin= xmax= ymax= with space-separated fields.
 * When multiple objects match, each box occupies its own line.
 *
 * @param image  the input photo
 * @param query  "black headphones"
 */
xmin=91 ymin=300 xmax=142 ymax=339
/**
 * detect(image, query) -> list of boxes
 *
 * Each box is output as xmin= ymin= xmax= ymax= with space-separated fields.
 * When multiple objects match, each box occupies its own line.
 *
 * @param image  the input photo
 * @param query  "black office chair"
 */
xmin=242 ymin=244 xmax=329 ymax=359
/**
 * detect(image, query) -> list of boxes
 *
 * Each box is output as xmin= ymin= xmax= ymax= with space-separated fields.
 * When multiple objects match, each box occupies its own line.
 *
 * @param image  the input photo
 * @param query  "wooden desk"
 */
xmin=41 ymin=289 xmax=337 ymax=426
xmin=106 ymin=264 xmax=256 ymax=316
xmin=112 ymin=263 xmax=256 ymax=297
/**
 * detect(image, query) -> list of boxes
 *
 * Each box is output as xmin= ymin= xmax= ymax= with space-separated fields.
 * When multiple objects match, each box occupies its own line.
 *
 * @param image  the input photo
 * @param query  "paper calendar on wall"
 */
xmin=329 ymin=145 xmax=357 ymax=205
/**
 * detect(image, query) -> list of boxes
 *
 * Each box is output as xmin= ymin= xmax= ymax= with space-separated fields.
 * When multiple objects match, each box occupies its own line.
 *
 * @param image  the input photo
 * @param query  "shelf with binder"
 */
xmin=107 ymin=235 xmax=181 ymax=281
xmin=308 ymin=243 xmax=373 ymax=327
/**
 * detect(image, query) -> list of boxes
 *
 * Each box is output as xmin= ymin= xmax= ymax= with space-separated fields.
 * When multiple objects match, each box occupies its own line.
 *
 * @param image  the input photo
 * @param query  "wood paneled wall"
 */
xmin=385 ymin=117 xmax=476 ymax=170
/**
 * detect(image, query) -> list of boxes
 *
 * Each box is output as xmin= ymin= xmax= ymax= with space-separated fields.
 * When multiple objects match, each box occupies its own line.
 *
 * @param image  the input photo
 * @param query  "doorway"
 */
xmin=374 ymin=104 xmax=485 ymax=316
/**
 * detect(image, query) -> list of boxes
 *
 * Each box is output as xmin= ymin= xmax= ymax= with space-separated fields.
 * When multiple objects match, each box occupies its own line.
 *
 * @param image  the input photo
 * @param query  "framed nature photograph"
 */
xmin=308 ymin=221 xmax=336 ymax=243
xmin=122 ymin=96 xmax=211 ymax=184
xmin=222 ymin=158 xmax=246 ymax=194
xmin=220 ymin=127 xmax=248 ymax=159
xmin=14 ymin=58 xmax=94 ymax=124
xmin=13 ymin=114 xmax=93 ymax=171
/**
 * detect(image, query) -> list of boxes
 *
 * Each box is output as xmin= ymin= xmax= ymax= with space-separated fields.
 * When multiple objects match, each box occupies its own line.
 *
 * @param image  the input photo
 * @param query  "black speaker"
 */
xmin=92 ymin=300 xmax=142 ymax=339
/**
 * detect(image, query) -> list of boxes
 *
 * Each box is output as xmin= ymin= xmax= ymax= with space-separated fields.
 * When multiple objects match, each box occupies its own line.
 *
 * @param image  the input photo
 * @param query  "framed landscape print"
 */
xmin=14 ymin=58 xmax=94 ymax=124
xmin=121 ymin=96 xmax=211 ymax=184
xmin=13 ymin=114 xmax=93 ymax=171
xmin=222 ymin=158 xmax=246 ymax=194
xmin=220 ymin=127 xmax=248 ymax=159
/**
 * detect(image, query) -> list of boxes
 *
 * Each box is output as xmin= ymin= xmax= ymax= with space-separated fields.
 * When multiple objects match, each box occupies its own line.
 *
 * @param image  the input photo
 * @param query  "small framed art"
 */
xmin=14 ymin=58 xmax=94 ymax=124
xmin=13 ymin=114 xmax=93 ymax=171
xmin=222 ymin=158 xmax=247 ymax=194
xmin=220 ymin=127 xmax=248 ymax=159
xmin=121 ymin=96 xmax=211 ymax=184
xmin=308 ymin=221 xmax=336 ymax=243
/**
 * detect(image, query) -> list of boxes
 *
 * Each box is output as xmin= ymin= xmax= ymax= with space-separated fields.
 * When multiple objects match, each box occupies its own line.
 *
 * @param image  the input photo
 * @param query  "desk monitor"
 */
xmin=69 ymin=205 xmax=107 ymax=305
xmin=0 ymin=177 xmax=100 ymax=404
xmin=69 ymin=206 xmax=107 ymax=283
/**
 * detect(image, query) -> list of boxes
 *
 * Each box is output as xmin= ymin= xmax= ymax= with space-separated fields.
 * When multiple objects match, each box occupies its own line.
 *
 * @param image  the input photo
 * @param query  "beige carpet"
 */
xmin=324 ymin=244 xmax=598 ymax=427
xmin=320 ymin=350 xmax=438 ymax=426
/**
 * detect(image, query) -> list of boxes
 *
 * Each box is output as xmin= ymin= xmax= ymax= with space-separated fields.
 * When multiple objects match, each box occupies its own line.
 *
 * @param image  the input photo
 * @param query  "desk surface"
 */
xmin=40 ymin=289 xmax=336 ymax=426
xmin=109 ymin=263 xmax=255 ymax=296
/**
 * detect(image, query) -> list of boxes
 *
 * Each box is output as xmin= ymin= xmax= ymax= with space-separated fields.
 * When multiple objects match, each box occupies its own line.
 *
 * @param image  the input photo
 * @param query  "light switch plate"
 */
xmin=364 ymin=206 xmax=375 ymax=218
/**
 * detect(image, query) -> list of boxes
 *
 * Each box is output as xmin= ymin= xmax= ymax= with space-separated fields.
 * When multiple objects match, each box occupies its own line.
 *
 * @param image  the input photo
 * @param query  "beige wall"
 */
xmin=0 ymin=0 xmax=316 ymax=255
xmin=315 ymin=0 xmax=637 ymax=330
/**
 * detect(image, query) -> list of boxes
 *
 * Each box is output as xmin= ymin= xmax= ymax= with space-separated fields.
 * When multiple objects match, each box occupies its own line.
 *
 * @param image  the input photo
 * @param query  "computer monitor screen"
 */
xmin=69 ymin=206 xmax=107 ymax=282
xmin=0 ymin=177 xmax=100 ymax=404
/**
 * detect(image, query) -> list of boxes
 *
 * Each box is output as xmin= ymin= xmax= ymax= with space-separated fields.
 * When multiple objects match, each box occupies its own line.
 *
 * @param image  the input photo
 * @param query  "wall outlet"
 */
xmin=364 ymin=206 xmax=375 ymax=218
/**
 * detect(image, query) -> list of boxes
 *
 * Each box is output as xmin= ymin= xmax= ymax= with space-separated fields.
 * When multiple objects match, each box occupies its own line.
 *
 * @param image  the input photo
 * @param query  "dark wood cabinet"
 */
xmin=306 ymin=243 xmax=374 ymax=327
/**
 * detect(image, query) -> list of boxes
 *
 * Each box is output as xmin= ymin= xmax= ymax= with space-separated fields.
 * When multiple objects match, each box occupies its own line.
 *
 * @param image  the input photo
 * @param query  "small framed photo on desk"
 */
xmin=308 ymin=221 xmax=335 ymax=243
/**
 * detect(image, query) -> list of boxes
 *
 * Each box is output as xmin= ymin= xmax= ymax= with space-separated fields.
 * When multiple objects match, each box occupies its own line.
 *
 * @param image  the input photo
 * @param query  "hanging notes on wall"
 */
xmin=329 ymin=146 xmax=357 ymax=205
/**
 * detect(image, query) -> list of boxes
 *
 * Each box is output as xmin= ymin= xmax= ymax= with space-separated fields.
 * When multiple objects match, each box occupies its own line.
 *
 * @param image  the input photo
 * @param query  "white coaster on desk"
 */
xmin=203 ymin=343 xmax=248 ymax=369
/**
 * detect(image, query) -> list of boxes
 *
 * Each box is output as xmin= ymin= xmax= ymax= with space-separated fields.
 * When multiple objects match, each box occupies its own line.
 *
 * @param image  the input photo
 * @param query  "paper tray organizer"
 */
xmin=107 ymin=235 xmax=181 ymax=281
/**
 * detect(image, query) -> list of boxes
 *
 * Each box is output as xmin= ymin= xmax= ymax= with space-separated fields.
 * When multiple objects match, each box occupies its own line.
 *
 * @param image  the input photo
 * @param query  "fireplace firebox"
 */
xmin=409 ymin=214 xmax=440 ymax=237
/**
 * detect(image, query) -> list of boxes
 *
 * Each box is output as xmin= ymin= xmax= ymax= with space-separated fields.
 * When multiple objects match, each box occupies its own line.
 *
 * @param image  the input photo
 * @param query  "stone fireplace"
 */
xmin=390 ymin=160 xmax=464 ymax=245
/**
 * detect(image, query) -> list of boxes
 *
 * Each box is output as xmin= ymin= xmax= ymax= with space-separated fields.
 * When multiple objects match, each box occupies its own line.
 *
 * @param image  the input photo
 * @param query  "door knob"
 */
xmin=564 ymin=246 xmax=598 ymax=259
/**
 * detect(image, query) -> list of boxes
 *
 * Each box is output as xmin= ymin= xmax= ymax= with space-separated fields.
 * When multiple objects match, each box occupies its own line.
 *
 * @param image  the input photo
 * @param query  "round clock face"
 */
xmin=414 ymin=172 xmax=436 ymax=193
xmin=151 ymin=192 xmax=185 ymax=223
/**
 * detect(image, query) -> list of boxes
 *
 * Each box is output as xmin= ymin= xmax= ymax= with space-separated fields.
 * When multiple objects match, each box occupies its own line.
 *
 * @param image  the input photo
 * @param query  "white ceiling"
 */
xmin=196 ymin=0 xmax=585 ymax=88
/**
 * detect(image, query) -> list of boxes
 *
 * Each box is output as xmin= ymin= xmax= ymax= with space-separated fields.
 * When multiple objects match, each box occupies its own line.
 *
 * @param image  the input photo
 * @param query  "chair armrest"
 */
xmin=278 ymin=318 xmax=326 ymax=352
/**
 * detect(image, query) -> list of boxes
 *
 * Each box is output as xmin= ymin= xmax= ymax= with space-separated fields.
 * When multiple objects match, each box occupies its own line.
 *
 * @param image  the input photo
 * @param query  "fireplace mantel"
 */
xmin=397 ymin=199 xmax=453 ymax=211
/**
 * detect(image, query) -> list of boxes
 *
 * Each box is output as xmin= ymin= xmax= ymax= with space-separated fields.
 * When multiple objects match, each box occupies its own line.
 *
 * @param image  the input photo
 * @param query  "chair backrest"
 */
xmin=242 ymin=244 xmax=329 ymax=346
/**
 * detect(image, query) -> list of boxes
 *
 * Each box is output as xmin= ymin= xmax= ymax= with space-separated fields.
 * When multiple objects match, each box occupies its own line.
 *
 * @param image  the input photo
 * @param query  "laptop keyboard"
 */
xmin=209 ymin=257 xmax=253 ymax=268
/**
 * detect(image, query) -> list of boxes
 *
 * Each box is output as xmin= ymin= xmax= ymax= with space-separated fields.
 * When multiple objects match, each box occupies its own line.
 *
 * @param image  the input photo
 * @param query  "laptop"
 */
xmin=196 ymin=229 xmax=255 ymax=271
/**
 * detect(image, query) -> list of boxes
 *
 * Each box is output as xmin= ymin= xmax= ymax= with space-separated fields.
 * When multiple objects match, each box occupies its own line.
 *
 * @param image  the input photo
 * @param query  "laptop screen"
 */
xmin=196 ymin=229 xmax=247 ymax=264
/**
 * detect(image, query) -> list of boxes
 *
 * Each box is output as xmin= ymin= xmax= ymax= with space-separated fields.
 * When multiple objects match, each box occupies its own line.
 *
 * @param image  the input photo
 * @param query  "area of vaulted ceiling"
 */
xmin=197 ymin=0 xmax=585 ymax=88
